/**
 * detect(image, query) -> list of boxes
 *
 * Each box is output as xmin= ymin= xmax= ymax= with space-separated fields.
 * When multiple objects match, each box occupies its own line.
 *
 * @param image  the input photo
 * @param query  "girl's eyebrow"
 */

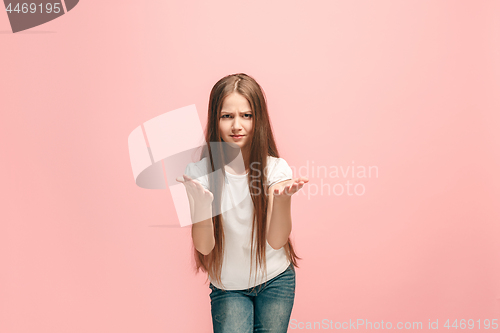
xmin=220 ymin=110 xmax=253 ymax=114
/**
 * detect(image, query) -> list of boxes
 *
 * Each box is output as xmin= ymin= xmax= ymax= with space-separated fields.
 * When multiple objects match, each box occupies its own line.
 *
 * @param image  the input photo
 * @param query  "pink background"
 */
xmin=1 ymin=0 xmax=500 ymax=332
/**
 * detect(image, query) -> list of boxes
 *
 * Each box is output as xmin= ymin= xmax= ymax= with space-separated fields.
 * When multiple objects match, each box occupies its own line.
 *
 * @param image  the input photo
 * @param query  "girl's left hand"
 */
xmin=273 ymin=177 xmax=309 ymax=199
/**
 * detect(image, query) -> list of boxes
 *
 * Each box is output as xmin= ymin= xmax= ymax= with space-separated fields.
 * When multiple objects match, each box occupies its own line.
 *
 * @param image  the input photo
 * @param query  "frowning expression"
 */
xmin=219 ymin=92 xmax=254 ymax=153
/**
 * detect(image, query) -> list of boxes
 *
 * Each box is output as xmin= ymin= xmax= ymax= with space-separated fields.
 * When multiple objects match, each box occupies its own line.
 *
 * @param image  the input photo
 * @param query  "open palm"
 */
xmin=273 ymin=177 xmax=309 ymax=199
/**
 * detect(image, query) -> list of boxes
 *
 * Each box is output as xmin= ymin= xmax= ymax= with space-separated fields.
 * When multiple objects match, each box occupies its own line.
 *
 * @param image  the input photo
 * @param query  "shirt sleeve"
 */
xmin=267 ymin=158 xmax=293 ymax=187
xmin=184 ymin=162 xmax=209 ymax=191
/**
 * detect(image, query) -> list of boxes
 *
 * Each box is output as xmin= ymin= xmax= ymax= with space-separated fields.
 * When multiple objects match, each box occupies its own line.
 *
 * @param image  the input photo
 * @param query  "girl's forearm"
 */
xmin=191 ymin=204 xmax=215 ymax=255
xmin=267 ymin=196 xmax=292 ymax=250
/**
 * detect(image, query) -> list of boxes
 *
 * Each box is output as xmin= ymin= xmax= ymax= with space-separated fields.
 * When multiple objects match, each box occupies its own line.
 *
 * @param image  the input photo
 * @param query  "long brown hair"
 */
xmin=191 ymin=73 xmax=301 ymax=290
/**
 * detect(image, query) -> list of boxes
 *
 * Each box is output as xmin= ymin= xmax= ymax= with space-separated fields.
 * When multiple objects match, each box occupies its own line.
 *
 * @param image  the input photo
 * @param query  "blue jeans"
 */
xmin=209 ymin=263 xmax=296 ymax=333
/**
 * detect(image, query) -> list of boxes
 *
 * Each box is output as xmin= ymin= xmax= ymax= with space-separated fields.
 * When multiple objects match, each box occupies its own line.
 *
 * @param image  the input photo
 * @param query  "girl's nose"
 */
xmin=232 ymin=118 xmax=242 ymax=129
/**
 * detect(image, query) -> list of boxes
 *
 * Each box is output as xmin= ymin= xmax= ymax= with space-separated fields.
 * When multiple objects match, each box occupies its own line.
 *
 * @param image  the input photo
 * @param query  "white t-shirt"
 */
xmin=184 ymin=155 xmax=293 ymax=290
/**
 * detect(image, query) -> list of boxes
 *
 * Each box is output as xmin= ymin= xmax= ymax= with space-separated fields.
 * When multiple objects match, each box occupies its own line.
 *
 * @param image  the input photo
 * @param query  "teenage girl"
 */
xmin=176 ymin=73 xmax=308 ymax=333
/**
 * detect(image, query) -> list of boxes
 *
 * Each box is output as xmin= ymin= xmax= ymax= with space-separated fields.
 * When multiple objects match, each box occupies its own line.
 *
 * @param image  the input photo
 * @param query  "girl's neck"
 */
xmin=225 ymin=149 xmax=250 ymax=174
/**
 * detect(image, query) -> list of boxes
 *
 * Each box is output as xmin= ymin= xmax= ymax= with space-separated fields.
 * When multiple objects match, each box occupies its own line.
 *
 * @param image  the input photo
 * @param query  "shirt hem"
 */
xmin=209 ymin=259 xmax=291 ymax=291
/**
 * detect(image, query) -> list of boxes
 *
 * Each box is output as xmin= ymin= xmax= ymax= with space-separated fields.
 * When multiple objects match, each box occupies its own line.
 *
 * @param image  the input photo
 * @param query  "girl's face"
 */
xmin=219 ymin=92 xmax=254 ymax=154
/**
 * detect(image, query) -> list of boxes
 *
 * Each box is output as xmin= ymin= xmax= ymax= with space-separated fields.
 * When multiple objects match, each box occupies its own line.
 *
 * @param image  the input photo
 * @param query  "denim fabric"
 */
xmin=209 ymin=263 xmax=295 ymax=333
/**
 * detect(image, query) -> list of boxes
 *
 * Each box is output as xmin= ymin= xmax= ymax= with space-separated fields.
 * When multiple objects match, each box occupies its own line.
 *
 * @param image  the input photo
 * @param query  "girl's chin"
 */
xmin=228 ymin=142 xmax=241 ymax=148
xmin=222 ymin=140 xmax=241 ymax=148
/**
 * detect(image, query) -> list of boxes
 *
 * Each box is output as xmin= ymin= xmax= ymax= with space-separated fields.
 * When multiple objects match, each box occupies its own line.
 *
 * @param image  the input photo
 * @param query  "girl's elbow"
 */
xmin=268 ymin=238 xmax=286 ymax=250
xmin=197 ymin=248 xmax=211 ymax=256
xmin=267 ymin=228 xmax=291 ymax=250
xmin=196 ymin=240 xmax=215 ymax=255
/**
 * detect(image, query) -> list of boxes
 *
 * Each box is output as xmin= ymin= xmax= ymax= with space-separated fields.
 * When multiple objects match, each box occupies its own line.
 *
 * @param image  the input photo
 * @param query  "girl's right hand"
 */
xmin=176 ymin=174 xmax=214 ymax=208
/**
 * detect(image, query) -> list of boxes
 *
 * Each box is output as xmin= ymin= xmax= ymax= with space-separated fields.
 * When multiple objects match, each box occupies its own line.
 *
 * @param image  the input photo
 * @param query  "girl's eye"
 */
xmin=221 ymin=114 xmax=253 ymax=119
